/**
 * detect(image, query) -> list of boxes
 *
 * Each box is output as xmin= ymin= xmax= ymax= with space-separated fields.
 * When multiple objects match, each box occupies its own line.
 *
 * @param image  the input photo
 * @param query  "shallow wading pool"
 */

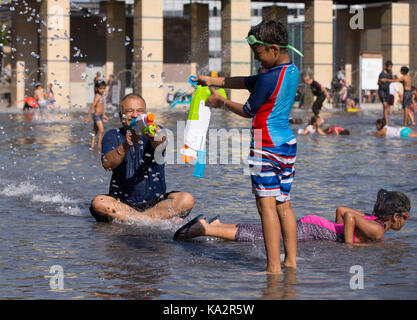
xmin=0 ymin=106 xmax=416 ymax=299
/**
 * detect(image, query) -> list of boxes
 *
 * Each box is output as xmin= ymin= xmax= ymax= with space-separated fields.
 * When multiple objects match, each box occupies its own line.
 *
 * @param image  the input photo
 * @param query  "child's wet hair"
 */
xmin=376 ymin=118 xmax=386 ymax=129
xmin=401 ymin=66 xmax=409 ymax=74
xmin=309 ymin=116 xmax=318 ymax=125
xmin=247 ymin=20 xmax=288 ymax=51
xmin=339 ymin=129 xmax=350 ymax=135
xmin=95 ymin=79 xmax=106 ymax=88
xmin=373 ymin=189 xmax=411 ymax=221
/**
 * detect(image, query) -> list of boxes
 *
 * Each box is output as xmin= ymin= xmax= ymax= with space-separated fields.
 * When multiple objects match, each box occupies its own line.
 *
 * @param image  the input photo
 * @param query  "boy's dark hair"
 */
xmin=376 ymin=118 xmax=386 ymax=128
xmin=373 ymin=189 xmax=411 ymax=221
xmin=385 ymin=60 xmax=393 ymax=67
xmin=95 ymin=79 xmax=106 ymax=88
xmin=400 ymin=66 xmax=409 ymax=74
xmin=247 ymin=20 xmax=288 ymax=52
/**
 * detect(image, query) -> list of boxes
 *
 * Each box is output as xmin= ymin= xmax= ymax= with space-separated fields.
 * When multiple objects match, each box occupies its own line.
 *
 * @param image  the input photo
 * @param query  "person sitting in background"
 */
xmin=345 ymin=97 xmax=361 ymax=112
xmin=298 ymin=115 xmax=325 ymax=135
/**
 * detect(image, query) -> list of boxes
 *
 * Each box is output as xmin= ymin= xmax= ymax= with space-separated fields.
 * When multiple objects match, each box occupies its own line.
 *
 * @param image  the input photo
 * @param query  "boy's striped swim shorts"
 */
xmin=247 ymin=138 xmax=296 ymax=202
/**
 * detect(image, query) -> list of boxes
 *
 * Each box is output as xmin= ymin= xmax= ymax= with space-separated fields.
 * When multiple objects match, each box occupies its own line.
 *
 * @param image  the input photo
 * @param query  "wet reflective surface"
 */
xmin=0 ymin=106 xmax=416 ymax=299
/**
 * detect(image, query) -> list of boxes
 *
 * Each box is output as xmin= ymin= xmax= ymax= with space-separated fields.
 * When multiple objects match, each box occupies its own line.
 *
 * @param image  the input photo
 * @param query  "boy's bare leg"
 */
xmin=256 ymin=196 xmax=282 ymax=274
xmin=276 ymin=200 xmax=297 ymax=269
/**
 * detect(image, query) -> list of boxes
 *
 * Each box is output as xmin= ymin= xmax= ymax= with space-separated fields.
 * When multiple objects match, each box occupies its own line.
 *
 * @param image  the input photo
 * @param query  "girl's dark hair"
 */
xmin=339 ymin=129 xmax=350 ymax=135
xmin=248 ymin=20 xmax=288 ymax=52
xmin=376 ymin=118 xmax=386 ymax=128
xmin=373 ymin=189 xmax=411 ymax=221
xmin=95 ymin=79 xmax=106 ymax=88
xmin=309 ymin=116 xmax=318 ymax=125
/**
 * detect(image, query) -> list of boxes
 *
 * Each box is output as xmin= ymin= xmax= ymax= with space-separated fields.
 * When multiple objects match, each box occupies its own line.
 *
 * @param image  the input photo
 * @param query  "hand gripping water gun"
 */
xmin=181 ymin=75 xmax=227 ymax=177
xmin=128 ymin=113 xmax=157 ymax=135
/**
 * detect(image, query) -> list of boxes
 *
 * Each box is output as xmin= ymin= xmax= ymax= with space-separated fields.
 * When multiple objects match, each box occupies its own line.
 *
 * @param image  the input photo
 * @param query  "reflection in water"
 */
xmin=260 ymin=270 xmax=297 ymax=300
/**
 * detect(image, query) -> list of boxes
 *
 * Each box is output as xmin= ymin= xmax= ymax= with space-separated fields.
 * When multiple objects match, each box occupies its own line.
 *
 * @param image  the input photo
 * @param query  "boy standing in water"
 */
xmin=85 ymin=80 xmax=108 ymax=151
xmin=194 ymin=20 xmax=302 ymax=274
xmin=377 ymin=61 xmax=393 ymax=125
xmin=380 ymin=66 xmax=415 ymax=126
xmin=303 ymin=73 xmax=330 ymax=119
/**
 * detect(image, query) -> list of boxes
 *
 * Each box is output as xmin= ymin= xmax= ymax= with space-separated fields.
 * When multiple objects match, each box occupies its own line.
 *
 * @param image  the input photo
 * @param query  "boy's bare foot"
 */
xmin=283 ymin=262 xmax=297 ymax=270
xmin=266 ymin=267 xmax=283 ymax=274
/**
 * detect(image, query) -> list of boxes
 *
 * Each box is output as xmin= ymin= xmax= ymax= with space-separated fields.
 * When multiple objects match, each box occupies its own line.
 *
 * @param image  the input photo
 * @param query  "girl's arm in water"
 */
xmin=316 ymin=126 xmax=327 ymax=135
xmin=373 ymin=128 xmax=386 ymax=137
xmin=335 ymin=206 xmax=365 ymax=223
xmin=343 ymin=213 xmax=384 ymax=243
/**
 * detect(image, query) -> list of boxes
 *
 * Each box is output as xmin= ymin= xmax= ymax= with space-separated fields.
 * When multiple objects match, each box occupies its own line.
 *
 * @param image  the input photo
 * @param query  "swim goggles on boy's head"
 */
xmin=245 ymin=35 xmax=304 ymax=57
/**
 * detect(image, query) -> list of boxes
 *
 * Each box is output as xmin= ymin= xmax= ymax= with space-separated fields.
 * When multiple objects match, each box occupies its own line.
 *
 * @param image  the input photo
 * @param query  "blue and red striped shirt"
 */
xmin=243 ymin=62 xmax=299 ymax=148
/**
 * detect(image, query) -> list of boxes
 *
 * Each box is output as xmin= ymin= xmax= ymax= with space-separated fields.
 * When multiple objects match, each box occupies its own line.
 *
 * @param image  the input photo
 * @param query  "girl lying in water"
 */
xmin=174 ymin=189 xmax=410 ymax=244
xmin=374 ymin=118 xmax=417 ymax=138
xmin=298 ymin=116 xmax=350 ymax=136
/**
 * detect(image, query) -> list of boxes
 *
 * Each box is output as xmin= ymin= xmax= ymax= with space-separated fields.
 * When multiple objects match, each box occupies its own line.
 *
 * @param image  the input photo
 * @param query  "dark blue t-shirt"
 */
xmin=101 ymin=127 xmax=167 ymax=207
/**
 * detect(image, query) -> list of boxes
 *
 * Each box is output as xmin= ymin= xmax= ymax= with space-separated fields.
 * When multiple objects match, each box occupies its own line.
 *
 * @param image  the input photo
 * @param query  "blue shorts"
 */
xmin=400 ymin=127 xmax=412 ymax=137
xmin=248 ymin=139 xmax=296 ymax=202
xmin=93 ymin=114 xmax=103 ymax=122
